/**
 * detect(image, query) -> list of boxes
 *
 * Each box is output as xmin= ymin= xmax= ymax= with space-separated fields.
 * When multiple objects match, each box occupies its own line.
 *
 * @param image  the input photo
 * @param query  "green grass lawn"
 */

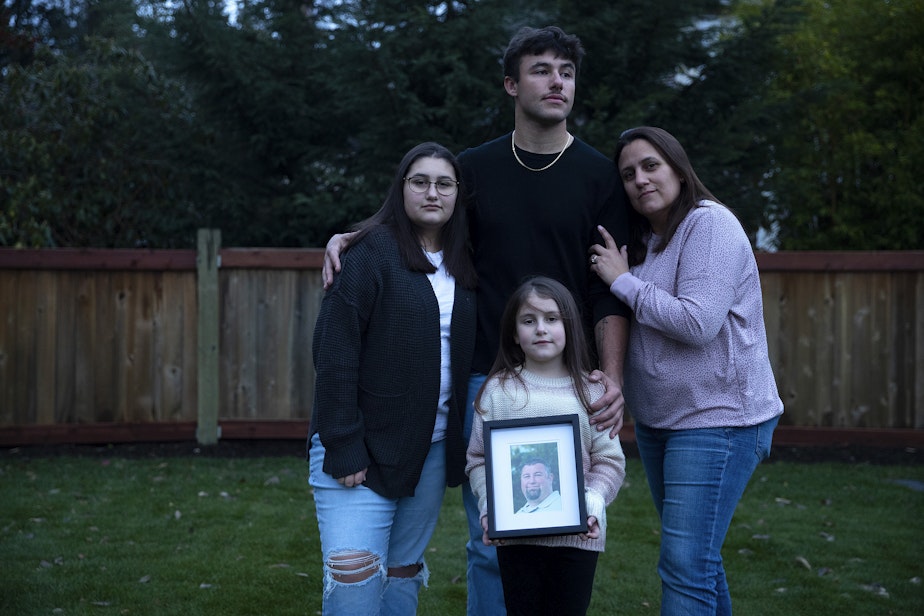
xmin=1 ymin=451 xmax=922 ymax=615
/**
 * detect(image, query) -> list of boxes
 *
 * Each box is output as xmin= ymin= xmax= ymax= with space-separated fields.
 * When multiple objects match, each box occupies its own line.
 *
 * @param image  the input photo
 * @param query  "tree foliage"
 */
xmin=2 ymin=0 xmax=921 ymax=249
xmin=0 ymin=36 xmax=209 ymax=246
xmin=762 ymin=0 xmax=924 ymax=249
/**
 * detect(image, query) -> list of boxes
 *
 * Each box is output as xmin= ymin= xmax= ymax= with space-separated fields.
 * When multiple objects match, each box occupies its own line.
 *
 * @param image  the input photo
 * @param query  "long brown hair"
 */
xmin=475 ymin=276 xmax=594 ymax=414
xmin=615 ymin=127 xmax=721 ymax=266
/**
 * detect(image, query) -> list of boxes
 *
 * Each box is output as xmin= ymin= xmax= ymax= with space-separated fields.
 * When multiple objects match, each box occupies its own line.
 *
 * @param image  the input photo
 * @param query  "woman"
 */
xmin=589 ymin=126 xmax=783 ymax=615
xmin=308 ymin=142 xmax=477 ymax=615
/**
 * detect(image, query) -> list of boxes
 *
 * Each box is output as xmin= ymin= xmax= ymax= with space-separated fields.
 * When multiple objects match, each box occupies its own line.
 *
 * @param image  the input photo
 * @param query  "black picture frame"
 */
xmin=483 ymin=414 xmax=588 ymax=539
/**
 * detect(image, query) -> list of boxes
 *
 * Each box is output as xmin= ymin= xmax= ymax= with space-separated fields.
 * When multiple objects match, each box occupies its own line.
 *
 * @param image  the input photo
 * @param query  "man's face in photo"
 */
xmin=520 ymin=462 xmax=554 ymax=504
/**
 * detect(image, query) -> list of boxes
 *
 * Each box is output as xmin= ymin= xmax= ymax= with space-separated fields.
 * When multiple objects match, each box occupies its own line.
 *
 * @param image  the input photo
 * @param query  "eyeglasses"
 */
xmin=404 ymin=176 xmax=459 ymax=197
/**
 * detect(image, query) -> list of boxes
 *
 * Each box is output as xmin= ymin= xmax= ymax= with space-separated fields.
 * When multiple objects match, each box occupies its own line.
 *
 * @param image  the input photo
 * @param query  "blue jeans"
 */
xmin=463 ymin=373 xmax=507 ymax=615
xmin=635 ymin=416 xmax=779 ymax=616
xmin=309 ymin=433 xmax=446 ymax=616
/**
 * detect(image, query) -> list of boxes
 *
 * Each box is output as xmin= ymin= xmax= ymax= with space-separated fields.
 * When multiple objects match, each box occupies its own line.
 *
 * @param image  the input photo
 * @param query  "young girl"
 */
xmin=465 ymin=276 xmax=626 ymax=616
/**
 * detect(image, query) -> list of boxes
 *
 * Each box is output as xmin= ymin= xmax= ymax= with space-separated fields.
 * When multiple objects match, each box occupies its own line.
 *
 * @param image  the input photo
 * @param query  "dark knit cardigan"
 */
xmin=308 ymin=226 xmax=476 ymax=499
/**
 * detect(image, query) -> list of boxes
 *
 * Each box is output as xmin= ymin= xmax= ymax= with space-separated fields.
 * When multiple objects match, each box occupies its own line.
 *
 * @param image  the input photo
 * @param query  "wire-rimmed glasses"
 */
xmin=404 ymin=175 xmax=459 ymax=196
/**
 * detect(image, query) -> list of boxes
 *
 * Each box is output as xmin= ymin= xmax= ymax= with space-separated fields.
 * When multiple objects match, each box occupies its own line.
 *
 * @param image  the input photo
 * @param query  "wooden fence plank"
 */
xmin=13 ymin=272 xmax=37 ymax=423
xmin=53 ymin=273 xmax=77 ymax=425
xmin=94 ymin=272 xmax=118 ymax=423
xmin=110 ymin=271 xmax=130 ymax=423
xmin=221 ymin=270 xmax=258 ymax=418
xmin=293 ymin=270 xmax=323 ymax=420
xmin=893 ymin=272 xmax=919 ymax=428
xmin=257 ymin=271 xmax=296 ymax=420
xmin=256 ymin=273 xmax=278 ymax=419
xmin=0 ymin=271 xmax=15 ymax=424
xmin=916 ymin=272 xmax=924 ymax=429
xmin=196 ymin=230 xmax=221 ymax=444
xmin=158 ymin=273 xmax=195 ymax=421
xmin=35 ymin=272 xmax=57 ymax=424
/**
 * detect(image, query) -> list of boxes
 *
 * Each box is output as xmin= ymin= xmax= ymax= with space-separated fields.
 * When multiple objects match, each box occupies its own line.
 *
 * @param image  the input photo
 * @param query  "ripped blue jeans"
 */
xmin=308 ymin=433 xmax=446 ymax=616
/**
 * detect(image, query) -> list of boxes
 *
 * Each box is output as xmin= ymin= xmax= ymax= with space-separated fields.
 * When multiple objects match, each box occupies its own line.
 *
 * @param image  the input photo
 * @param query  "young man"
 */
xmin=455 ymin=26 xmax=629 ymax=614
xmin=323 ymin=26 xmax=630 ymax=615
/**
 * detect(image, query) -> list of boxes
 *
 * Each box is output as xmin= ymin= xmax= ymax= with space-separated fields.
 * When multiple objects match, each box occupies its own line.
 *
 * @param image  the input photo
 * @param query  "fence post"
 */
xmin=196 ymin=229 xmax=221 ymax=445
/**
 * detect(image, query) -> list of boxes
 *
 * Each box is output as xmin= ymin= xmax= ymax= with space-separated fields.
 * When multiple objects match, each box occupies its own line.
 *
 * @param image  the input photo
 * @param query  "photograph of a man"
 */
xmin=515 ymin=457 xmax=562 ymax=514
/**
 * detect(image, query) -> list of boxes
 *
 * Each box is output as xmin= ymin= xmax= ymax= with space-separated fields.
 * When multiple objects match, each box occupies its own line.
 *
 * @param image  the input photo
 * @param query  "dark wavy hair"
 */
xmin=502 ymin=26 xmax=585 ymax=82
xmin=475 ymin=276 xmax=594 ymax=414
xmin=349 ymin=142 xmax=476 ymax=289
xmin=615 ymin=126 xmax=721 ymax=266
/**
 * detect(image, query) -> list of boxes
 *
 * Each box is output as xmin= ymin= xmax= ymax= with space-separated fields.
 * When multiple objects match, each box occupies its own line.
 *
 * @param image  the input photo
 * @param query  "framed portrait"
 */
xmin=483 ymin=414 xmax=587 ymax=539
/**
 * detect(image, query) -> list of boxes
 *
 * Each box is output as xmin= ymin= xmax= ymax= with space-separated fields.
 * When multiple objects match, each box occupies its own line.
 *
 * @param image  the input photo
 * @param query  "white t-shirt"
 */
xmin=425 ymin=250 xmax=455 ymax=442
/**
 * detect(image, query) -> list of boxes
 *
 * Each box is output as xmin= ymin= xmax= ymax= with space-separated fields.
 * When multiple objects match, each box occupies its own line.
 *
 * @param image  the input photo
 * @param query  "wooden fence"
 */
xmin=759 ymin=252 xmax=923 ymax=431
xmin=1 ymin=237 xmax=922 ymax=447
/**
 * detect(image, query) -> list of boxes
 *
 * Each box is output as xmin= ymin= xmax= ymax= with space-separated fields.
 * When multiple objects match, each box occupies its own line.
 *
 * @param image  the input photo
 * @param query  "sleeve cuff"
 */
xmin=610 ymin=273 xmax=639 ymax=304
xmin=585 ymin=489 xmax=606 ymax=528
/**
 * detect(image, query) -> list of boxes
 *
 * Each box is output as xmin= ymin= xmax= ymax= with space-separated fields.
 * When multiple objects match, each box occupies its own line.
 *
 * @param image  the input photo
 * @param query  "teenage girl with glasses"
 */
xmin=308 ymin=142 xmax=477 ymax=615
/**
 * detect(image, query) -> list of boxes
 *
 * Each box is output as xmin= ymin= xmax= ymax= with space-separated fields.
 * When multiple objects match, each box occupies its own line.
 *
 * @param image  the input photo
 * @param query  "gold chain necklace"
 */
xmin=511 ymin=130 xmax=574 ymax=172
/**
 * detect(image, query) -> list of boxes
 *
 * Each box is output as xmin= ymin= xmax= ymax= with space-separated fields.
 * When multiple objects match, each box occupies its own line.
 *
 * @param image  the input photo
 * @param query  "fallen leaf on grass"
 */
xmin=139 ymin=575 xmax=151 ymax=583
xmin=859 ymin=583 xmax=889 ymax=598
xmin=794 ymin=556 xmax=811 ymax=570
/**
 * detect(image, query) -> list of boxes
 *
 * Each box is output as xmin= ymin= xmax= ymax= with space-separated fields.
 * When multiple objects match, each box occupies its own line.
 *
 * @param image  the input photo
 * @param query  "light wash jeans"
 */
xmin=309 ymin=433 xmax=446 ymax=616
xmin=635 ymin=415 xmax=779 ymax=616
xmin=462 ymin=373 xmax=507 ymax=615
